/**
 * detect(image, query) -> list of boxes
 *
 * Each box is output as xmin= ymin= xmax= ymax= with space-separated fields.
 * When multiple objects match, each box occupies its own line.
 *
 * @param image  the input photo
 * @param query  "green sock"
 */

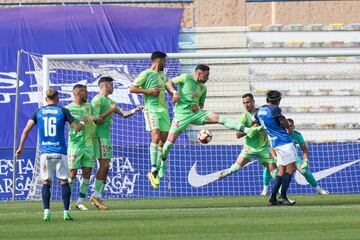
xmin=162 ymin=141 xmax=173 ymax=161
xmin=79 ymin=178 xmax=90 ymax=198
xmin=219 ymin=115 xmax=245 ymax=132
xmin=230 ymin=163 xmax=241 ymax=173
xmin=150 ymin=143 xmax=159 ymax=167
xmin=304 ymin=171 xmax=318 ymax=188
xmin=270 ymin=168 xmax=278 ymax=179
xmin=100 ymin=181 xmax=106 ymax=195
xmin=68 ymin=178 xmax=74 ymax=193
xmin=263 ymin=168 xmax=271 ymax=187
xmin=95 ymin=179 xmax=103 ymax=192
xmin=157 ymin=147 xmax=163 ymax=168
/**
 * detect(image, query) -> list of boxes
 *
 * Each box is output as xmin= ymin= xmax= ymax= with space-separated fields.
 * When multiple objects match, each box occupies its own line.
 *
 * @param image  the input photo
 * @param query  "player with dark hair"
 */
xmin=16 ymin=88 xmax=85 ymax=221
xmin=254 ymin=90 xmax=296 ymax=205
xmin=65 ymin=84 xmax=102 ymax=210
xmin=219 ymin=93 xmax=278 ymax=180
xmin=261 ymin=118 xmax=329 ymax=195
xmin=130 ymin=51 xmax=171 ymax=189
xmin=160 ymin=66 xmax=263 ymax=178
xmin=91 ymin=77 xmax=143 ymax=209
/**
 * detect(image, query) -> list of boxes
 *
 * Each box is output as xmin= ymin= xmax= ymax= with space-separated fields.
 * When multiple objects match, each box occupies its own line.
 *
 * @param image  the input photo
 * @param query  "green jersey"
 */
xmin=91 ymin=95 xmax=116 ymax=138
xmin=133 ymin=68 xmax=168 ymax=111
xmin=65 ymin=102 xmax=98 ymax=148
xmin=240 ymin=111 xmax=268 ymax=148
xmin=172 ymin=74 xmax=207 ymax=114
xmin=290 ymin=130 xmax=306 ymax=150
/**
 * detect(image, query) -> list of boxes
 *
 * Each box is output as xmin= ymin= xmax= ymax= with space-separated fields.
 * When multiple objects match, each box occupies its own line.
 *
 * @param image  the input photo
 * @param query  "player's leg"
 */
xmin=276 ymin=143 xmax=297 ymax=205
xmin=261 ymin=168 xmax=271 ymax=195
xmin=295 ymin=159 xmax=329 ymax=195
xmin=56 ymin=154 xmax=73 ymax=220
xmin=91 ymin=137 xmax=110 ymax=209
xmin=219 ymin=149 xmax=252 ymax=179
xmin=269 ymin=165 xmax=284 ymax=205
xmin=157 ymin=111 xmax=171 ymax=179
xmin=40 ymin=154 xmax=53 ymax=221
xmin=259 ymin=151 xmax=278 ymax=196
xmin=204 ymin=113 xmax=262 ymax=137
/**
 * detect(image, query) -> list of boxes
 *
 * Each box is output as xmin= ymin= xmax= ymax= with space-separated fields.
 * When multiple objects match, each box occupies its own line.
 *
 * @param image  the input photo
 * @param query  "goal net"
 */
xmin=22 ymin=51 xmax=360 ymax=201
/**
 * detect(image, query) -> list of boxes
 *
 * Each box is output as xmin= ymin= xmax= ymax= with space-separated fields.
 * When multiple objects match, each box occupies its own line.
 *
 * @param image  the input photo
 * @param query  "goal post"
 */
xmin=20 ymin=49 xmax=360 ymax=201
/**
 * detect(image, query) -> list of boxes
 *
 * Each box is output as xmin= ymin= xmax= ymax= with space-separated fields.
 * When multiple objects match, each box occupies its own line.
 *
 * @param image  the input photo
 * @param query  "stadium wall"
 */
xmin=1 ymin=0 xmax=359 ymax=27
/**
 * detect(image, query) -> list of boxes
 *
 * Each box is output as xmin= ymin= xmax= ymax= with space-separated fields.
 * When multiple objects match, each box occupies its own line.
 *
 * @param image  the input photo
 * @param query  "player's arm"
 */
xmin=167 ymin=78 xmax=180 ymax=103
xmin=272 ymin=105 xmax=290 ymax=129
xmin=16 ymin=119 xmax=36 ymax=157
xmin=300 ymin=143 xmax=309 ymax=162
xmin=130 ymin=71 xmax=161 ymax=97
xmin=63 ymin=107 xmax=85 ymax=132
xmin=236 ymin=114 xmax=247 ymax=138
xmin=116 ymin=105 xmax=144 ymax=118
xmin=90 ymin=105 xmax=103 ymax=124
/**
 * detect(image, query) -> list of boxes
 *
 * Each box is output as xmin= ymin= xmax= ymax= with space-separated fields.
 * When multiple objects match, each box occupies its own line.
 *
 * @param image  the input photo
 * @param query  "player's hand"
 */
xmin=172 ymin=92 xmax=180 ymax=103
xmin=110 ymin=103 xmax=118 ymax=112
xmin=94 ymin=116 xmax=104 ymax=124
xmin=135 ymin=105 xmax=144 ymax=112
xmin=15 ymin=147 xmax=23 ymax=157
xmin=148 ymin=86 xmax=161 ymax=97
xmin=191 ymin=104 xmax=199 ymax=112
xmin=80 ymin=116 xmax=89 ymax=124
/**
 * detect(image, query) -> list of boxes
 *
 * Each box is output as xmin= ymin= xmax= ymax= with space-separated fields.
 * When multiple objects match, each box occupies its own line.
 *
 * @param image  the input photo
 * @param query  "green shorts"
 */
xmin=239 ymin=145 xmax=275 ymax=165
xmin=143 ymin=108 xmax=170 ymax=132
xmin=170 ymin=111 xmax=211 ymax=134
xmin=68 ymin=146 xmax=95 ymax=169
xmin=94 ymin=137 xmax=112 ymax=159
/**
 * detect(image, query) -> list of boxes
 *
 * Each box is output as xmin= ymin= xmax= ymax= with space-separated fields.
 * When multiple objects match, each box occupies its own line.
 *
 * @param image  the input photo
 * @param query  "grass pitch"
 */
xmin=0 ymin=195 xmax=359 ymax=240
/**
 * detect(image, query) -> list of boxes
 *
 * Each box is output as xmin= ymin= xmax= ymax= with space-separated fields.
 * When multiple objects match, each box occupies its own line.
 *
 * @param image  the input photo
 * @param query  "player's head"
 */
xmin=151 ymin=51 xmax=167 ymax=71
xmin=194 ymin=64 xmax=210 ymax=83
xmin=242 ymin=93 xmax=255 ymax=112
xmin=45 ymin=88 xmax=59 ymax=105
xmin=98 ymin=76 xmax=114 ymax=94
xmin=73 ymin=84 xmax=88 ymax=104
xmin=287 ymin=118 xmax=295 ymax=131
xmin=266 ymin=90 xmax=281 ymax=105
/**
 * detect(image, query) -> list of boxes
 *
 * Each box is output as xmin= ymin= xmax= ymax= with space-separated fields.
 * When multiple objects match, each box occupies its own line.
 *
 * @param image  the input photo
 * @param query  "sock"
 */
xmin=100 ymin=181 xmax=106 ymax=197
xmin=77 ymin=197 xmax=84 ymax=205
xmin=230 ymin=163 xmax=241 ymax=173
xmin=270 ymin=168 xmax=279 ymax=179
xmin=218 ymin=115 xmax=246 ymax=132
xmin=68 ymin=178 xmax=74 ymax=193
xmin=61 ymin=183 xmax=71 ymax=211
xmin=304 ymin=171 xmax=318 ymax=188
xmin=42 ymin=184 xmax=51 ymax=210
xmin=270 ymin=176 xmax=282 ymax=200
xmin=162 ymin=141 xmax=174 ymax=161
xmin=44 ymin=209 xmax=50 ymax=215
xmin=280 ymin=172 xmax=293 ymax=199
xmin=263 ymin=168 xmax=271 ymax=187
xmin=79 ymin=178 xmax=90 ymax=198
xmin=157 ymin=147 xmax=163 ymax=169
xmin=93 ymin=179 xmax=103 ymax=198
xmin=150 ymin=143 xmax=159 ymax=168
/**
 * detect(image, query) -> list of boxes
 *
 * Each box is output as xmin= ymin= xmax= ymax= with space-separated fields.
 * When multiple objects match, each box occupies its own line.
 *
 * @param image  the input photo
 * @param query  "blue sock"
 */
xmin=271 ymin=176 xmax=282 ymax=199
xmin=280 ymin=172 xmax=293 ymax=199
xmin=42 ymin=184 xmax=51 ymax=210
xmin=61 ymin=183 xmax=71 ymax=211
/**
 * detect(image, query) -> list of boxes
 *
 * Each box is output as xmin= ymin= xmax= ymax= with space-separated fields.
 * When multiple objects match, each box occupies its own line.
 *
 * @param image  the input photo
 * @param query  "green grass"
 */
xmin=1 ymin=195 xmax=360 ymax=240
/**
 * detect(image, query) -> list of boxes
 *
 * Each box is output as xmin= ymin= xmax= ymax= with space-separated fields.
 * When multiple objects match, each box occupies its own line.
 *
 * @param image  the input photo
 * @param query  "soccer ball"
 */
xmin=197 ymin=129 xmax=212 ymax=144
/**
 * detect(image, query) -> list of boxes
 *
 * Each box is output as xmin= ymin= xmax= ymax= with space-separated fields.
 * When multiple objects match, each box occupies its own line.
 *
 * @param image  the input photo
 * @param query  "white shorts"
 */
xmin=40 ymin=153 xmax=69 ymax=181
xmin=273 ymin=143 xmax=297 ymax=166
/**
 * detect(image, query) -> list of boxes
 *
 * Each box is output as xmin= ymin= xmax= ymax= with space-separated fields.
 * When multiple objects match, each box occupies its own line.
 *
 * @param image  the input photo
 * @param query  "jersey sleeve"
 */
xmin=91 ymin=96 xmax=102 ymax=114
xmin=171 ymin=74 xmax=187 ymax=85
xmin=296 ymin=131 xmax=305 ymax=145
xmin=271 ymin=105 xmax=285 ymax=120
xmin=30 ymin=109 xmax=39 ymax=124
xmin=239 ymin=113 xmax=246 ymax=125
xmin=133 ymin=70 xmax=147 ymax=87
xmin=62 ymin=107 xmax=75 ymax=124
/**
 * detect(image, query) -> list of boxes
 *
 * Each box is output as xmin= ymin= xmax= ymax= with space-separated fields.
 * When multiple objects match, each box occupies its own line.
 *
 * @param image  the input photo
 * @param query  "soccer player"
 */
xmin=91 ymin=76 xmax=142 ymax=209
xmin=129 ymin=51 xmax=171 ymax=189
xmin=254 ymin=90 xmax=296 ymax=205
xmin=219 ymin=93 xmax=278 ymax=180
xmin=66 ymin=84 xmax=102 ymax=211
xmin=16 ymin=88 xmax=85 ymax=221
xmin=261 ymin=118 xmax=329 ymax=195
xmin=160 ymin=65 xmax=262 ymax=180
